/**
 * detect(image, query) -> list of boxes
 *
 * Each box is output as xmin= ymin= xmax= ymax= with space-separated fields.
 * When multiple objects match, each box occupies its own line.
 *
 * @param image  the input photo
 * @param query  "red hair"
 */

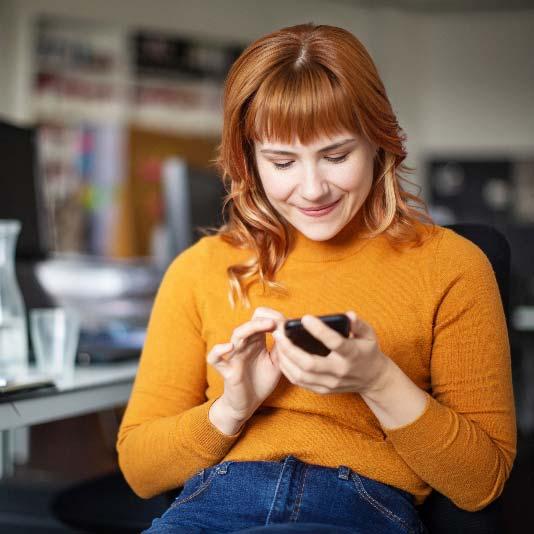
xmin=212 ymin=23 xmax=436 ymax=309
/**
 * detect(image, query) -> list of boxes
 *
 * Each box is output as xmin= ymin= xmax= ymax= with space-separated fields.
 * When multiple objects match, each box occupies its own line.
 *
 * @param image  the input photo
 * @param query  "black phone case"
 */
xmin=284 ymin=314 xmax=350 ymax=356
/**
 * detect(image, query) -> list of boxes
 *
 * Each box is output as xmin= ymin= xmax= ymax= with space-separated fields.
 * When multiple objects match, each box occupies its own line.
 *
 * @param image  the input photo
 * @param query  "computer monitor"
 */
xmin=0 ymin=121 xmax=49 ymax=260
xmin=162 ymin=157 xmax=226 ymax=261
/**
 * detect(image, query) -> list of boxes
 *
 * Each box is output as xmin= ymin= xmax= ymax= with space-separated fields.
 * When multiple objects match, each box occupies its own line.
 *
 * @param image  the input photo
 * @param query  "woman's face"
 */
xmin=253 ymin=130 xmax=377 ymax=241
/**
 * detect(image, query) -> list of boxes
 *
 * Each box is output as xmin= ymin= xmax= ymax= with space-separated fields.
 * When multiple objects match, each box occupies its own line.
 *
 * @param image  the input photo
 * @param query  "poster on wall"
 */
xmin=33 ymin=16 xmax=127 ymax=122
xmin=130 ymin=31 xmax=245 ymax=133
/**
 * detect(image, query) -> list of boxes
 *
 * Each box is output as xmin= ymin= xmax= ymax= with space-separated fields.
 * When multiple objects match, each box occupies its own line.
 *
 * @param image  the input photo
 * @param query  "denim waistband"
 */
xmin=211 ymin=454 xmax=414 ymax=502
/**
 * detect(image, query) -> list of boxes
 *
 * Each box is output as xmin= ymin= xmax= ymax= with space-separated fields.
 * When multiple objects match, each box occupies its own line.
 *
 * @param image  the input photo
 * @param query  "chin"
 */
xmin=295 ymin=222 xmax=342 ymax=241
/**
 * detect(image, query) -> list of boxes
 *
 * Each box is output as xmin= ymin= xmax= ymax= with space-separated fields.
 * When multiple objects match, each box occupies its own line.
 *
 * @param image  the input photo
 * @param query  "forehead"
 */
xmin=256 ymin=129 xmax=357 ymax=149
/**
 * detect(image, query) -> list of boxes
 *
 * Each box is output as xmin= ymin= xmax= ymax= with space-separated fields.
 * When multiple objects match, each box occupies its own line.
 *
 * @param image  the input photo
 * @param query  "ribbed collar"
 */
xmin=286 ymin=211 xmax=373 ymax=263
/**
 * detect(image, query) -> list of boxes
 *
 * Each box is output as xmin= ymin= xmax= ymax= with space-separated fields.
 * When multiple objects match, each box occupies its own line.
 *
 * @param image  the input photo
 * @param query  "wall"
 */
xmin=419 ymin=11 xmax=534 ymax=155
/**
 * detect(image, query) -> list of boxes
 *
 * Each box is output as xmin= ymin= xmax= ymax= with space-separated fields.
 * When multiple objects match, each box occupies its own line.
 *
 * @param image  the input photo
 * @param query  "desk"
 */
xmin=0 ymin=362 xmax=138 ymax=478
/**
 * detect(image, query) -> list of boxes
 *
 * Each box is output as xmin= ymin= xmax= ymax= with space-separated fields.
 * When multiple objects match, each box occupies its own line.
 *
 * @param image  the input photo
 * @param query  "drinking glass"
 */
xmin=29 ymin=308 xmax=80 ymax=379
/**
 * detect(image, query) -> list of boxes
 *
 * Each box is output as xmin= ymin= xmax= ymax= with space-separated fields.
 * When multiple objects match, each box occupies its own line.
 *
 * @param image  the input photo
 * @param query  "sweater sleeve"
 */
xmin=116 ymin=241 xmax=242 ymax=499
xmin=385 ymin=229 xmax=517 ymax=511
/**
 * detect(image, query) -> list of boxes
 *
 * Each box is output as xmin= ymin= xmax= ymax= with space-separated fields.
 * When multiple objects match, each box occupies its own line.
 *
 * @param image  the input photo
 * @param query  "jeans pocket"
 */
xmin=350 ymin=472 xmax=421 ymax=533
xmin=170 ymin=464 xmax=221 ymax=509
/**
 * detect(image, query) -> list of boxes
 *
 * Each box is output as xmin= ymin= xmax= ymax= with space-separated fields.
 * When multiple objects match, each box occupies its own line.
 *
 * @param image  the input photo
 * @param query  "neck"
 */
xmin=287 ymin=211 xmax=372 ymax=263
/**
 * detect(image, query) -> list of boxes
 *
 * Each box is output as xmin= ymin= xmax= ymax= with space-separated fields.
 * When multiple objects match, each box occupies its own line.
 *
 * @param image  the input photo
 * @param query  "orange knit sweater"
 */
xmin=116 ymin=222 xmax=516 ymax=511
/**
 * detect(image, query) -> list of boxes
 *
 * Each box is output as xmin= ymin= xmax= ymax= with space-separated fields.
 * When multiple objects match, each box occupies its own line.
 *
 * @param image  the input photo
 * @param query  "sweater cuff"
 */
xmin=384 ymin=393 xmax=446 ymax=453
xmin=176 ymin=398 xmax=244 ymax=458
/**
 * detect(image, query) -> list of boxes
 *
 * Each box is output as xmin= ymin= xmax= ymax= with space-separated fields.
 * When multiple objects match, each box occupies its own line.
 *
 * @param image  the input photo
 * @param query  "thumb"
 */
xmin=270 ymin=344 xmax=280 ymax=368
xmin=346 ymin=311 xmax=374 ymax=340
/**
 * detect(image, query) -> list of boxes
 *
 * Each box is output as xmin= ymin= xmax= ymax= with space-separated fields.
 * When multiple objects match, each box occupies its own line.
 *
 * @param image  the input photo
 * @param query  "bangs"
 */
xmin=244 ymin=64 xmax=361 ymax=145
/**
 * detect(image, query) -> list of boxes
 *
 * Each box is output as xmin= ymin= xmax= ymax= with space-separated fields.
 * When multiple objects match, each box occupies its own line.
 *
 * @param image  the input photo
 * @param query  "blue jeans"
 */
xmin=142 ymin=455 xmax=426 ymax=533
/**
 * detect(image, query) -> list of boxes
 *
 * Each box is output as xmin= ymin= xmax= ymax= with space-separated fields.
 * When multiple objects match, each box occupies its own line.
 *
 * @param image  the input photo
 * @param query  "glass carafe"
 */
xmin=0 ymin=220 xmax=29 ymax=375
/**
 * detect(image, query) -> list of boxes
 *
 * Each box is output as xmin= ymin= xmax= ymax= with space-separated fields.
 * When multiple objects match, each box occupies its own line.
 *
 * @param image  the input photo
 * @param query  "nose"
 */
xmin=299 ymin=162 xmax=329 ymax=202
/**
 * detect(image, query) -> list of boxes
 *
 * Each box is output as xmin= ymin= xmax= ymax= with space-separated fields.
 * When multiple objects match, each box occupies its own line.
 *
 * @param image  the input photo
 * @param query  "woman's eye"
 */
xmin=325 ymin=154 xmax=348 ymax=164
xmin=273 ymin=161 xmax=293 ymax=170
xmin=272 ymin=154 xmax=348 ymax=170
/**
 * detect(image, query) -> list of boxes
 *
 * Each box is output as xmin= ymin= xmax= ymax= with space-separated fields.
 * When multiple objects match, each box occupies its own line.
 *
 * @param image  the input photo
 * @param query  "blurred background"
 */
xmin=0 ymin=0 xmax=533 ymax=532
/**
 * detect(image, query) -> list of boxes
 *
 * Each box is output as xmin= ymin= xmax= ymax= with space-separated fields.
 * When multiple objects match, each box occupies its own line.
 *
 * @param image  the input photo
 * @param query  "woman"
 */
xmin=117 ymin=23 xmax=516 ymax=534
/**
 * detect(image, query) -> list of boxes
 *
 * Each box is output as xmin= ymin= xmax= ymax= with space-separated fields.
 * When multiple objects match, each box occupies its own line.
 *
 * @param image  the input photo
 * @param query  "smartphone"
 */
xmin=284 ymin=313 xmax=350 ymax=356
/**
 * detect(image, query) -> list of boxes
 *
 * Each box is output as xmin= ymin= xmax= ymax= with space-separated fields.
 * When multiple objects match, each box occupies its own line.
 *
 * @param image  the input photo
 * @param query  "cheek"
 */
xmin=265 ymin=180 xmax=293 ymax=201
xmin=332 ymin=160 xmax=373 ymax=193
xmin=257 ymin=165 xmax=294 ymax=201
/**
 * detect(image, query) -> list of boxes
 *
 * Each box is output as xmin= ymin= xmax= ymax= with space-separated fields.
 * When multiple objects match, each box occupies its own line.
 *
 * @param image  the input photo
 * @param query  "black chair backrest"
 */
xmin=417 ymin=223 xmax=511 ymax=534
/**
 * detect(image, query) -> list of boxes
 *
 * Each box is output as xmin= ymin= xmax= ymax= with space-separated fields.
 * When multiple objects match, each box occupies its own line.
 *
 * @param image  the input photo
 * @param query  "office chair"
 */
xmin=52 ymin=223 xmax=513 ymax=534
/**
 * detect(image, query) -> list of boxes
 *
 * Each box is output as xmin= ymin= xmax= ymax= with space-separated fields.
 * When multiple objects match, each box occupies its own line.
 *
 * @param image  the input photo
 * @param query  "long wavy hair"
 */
xmin=212 ymin=23 xmax=436 ymax=309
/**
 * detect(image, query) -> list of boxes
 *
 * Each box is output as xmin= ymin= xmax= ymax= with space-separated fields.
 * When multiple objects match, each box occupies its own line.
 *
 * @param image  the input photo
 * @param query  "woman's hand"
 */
xmin=273 ymin=311 xmax=392 ymax=396
xmin=207 ymin=307 xmax=286 ymax=421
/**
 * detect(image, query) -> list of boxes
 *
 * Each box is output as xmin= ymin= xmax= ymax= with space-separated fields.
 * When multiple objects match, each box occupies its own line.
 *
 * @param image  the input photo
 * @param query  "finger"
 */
xmin=300 ymin=315 xmax=350 ymax=355
xmin=251 ymin=307 xmax=286 ymax=321
xmin=207 ymin=343 xmax=234 ymax=365
xmin=273 ymin=329 xmax=335 ymax=375
xmin=277 ymin=349 xmax=338 ymax=392
xmin=346 ymin=311 xmax=374 ymax=340
xmin=252 ymin=307 xmax=286 ymax=329
xmin=270 ymin=344 xmax=280 ymax=366
xmin=277 ymin=344 xmax=317 ymax=385
xmin=231 ymin=318 xmax=275 ymax=346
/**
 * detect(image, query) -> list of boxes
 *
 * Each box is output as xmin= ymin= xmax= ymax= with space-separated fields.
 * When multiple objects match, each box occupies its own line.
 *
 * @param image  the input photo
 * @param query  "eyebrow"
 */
xmin=259 ymin=138 xmax=357 ymax=156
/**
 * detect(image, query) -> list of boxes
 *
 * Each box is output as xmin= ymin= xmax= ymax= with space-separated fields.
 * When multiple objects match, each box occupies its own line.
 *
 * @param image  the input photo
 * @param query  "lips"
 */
xmin=297 ymin=198 xmax=341 ymax=217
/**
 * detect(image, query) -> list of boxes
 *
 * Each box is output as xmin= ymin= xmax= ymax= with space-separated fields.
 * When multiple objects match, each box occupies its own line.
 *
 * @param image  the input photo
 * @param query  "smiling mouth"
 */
xmin=298 ymin=199 xmax=340 ymax=212
xmin=296 ymin=198 xmax=342 ymax=218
